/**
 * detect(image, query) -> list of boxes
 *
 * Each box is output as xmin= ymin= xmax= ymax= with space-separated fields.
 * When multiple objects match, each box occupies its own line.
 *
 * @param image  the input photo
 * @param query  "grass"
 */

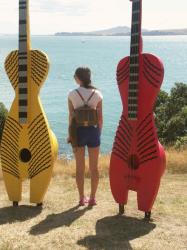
xmin=165 ymin=148 xmax=187 ymax=174
xmin=0 ymin=149 xmax=186 ymax=250
xmin=54 ymin=148 xmax=187 ymax=178
xmin=0 ymin=148 xmax=186 ymax=180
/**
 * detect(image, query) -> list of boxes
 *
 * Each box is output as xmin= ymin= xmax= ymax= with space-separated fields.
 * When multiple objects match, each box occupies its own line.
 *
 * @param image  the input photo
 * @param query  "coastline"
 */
xmin=1 ymin=34 xmax=187 ymax=37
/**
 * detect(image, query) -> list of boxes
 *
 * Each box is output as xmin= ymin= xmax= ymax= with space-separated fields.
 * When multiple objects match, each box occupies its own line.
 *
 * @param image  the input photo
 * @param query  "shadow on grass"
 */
xmin=0 ymin=205 xmax=42 ymax=225
xmin=77 ymin=215 xmax=156 ymax=250
xmin=30 ymin=205 xmax=91 ymax=235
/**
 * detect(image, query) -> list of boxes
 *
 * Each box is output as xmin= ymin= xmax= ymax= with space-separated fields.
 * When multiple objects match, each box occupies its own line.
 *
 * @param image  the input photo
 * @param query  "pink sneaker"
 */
xmin=88 ymin=198 xmax=97 ymax=206
xmin=79 ymin=197 xmax=89 ymax=206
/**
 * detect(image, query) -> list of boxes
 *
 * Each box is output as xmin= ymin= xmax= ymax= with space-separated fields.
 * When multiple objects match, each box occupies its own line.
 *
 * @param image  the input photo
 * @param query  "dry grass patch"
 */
xmin=54 ymin=149 xmax=187 ymax=178
xmin=54 ymin=154 xmax=109 ymax=178
xmin=0 ymin=149 xmax=186 ymax=181
xmin=0 ymin=173 xmax=186 ymax=250
xmin=166 ymin=148 xmax=187 ymax=174
xmin=0 ymin=148 xmax=186 ymax=249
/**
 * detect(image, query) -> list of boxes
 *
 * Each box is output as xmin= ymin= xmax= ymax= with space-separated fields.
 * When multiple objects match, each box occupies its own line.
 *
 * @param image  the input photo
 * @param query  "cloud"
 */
xmin=0 ymin=0 xmax=186 ymax=34
xmin=31 ymin=0 xmax=90 ymax=15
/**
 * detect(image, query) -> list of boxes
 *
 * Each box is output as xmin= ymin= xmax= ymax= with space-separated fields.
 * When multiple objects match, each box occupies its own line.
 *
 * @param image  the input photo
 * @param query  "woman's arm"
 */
xmin=68 ymin=99 xmax=74 ymax=125
xmin=97 ymin=100 xmax=103 ymax=132
xmin=67 ymin=99 xmax=74 ymax=142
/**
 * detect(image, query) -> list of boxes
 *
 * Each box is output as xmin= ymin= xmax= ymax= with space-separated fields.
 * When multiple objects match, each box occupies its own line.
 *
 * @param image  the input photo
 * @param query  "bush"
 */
xmin=174 ymin=136 xmax=187 ymax=150
xmin=0 ymin=103 xmax=8 ymax=141
xmin=155 ymin=83 xmax=187 ymax=148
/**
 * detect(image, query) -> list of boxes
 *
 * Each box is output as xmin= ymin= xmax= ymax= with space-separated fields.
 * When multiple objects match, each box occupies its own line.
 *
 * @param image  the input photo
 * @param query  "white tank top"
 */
xmin=68 ymin=86 xmax=103 ymax=109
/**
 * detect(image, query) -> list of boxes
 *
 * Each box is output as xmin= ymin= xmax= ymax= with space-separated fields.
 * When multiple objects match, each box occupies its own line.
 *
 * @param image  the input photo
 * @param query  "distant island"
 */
xmin=55 ymin=26 xmax=187 ymax=36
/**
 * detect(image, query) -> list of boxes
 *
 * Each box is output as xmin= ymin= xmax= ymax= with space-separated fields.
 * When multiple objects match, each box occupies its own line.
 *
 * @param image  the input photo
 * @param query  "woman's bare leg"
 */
xmin=88 ymin=147 xmax=100 ymax=199
xmin=74 ymin=147 xmax=85 ymax=200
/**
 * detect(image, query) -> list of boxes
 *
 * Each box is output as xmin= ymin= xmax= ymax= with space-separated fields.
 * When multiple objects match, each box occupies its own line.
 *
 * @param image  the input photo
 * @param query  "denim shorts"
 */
xmin=77 ymin=126 xmax=101 ymax=148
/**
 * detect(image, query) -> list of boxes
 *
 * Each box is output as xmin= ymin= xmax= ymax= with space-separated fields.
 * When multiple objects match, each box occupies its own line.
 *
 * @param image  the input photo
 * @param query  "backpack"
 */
xmin=74 ymin=89 xmax=98 ymax=127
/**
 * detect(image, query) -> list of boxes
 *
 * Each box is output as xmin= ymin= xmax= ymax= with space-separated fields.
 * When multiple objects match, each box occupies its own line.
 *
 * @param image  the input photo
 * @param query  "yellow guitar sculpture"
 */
xmin=0 ymin=0 xmax=58 ymax=206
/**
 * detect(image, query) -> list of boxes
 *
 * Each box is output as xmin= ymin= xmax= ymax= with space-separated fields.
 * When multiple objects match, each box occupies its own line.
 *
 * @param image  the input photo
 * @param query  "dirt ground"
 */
xmin=0 ymin=173 xmax=186 ymax=250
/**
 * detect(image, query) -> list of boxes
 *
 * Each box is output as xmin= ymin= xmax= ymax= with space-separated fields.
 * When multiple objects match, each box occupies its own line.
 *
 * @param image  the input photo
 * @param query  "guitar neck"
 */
xmin=18 ymin=0 xmax=30 ymax=124
xmin=128 ymin=0 xmax=142 ymax=120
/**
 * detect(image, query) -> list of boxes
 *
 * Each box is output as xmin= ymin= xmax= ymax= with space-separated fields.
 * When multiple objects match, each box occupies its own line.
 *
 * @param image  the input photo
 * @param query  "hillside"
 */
xmin=143 ymin=28 xmax=187 ymax=36
xmin=55 ymin=27 xmax=187 ymax=36
xmin=89 ymin=26 xmax=131 ymax=35
xmin=55 ymin=26 xmax=130 ymax=36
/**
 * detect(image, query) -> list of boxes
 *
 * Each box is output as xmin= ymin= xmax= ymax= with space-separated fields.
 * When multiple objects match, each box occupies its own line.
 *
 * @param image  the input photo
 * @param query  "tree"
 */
xmin=155 ymin=83 xmax=187 ymax=148
xmin=0 ymin=102 xmax=8 ymax=141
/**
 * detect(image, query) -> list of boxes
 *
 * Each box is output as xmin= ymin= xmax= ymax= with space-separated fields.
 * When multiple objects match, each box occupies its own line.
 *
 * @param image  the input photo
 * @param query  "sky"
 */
xmin=0 ymin=0 xmax=187 ymax=35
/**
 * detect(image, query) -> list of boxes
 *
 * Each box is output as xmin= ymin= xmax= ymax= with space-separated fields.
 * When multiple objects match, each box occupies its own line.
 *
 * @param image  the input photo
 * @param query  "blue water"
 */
xmin=0 ymin=35 xmax=187 ymax=157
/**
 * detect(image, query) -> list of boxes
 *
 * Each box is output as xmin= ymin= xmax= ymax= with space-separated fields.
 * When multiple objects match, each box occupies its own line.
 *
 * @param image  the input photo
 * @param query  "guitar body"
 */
xmin=110 ymin=53 xmax=166 ymax=212
xmin=1 ymin=50 xmax=58 ymax=203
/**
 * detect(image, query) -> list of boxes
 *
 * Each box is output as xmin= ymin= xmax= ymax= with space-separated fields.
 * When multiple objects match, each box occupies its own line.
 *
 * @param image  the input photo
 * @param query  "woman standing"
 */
xmin=67 ymin=67 xmax=103 ymax=206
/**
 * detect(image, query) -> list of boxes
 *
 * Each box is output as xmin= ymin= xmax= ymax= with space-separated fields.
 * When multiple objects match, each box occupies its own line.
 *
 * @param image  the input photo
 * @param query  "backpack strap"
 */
xmin=76 ymin=89 xmax=96 ymax=105
xmin=76 ymin=89 xmax=86 ymax=104
xmin=87 ymin=90 xmax=96 ymax=103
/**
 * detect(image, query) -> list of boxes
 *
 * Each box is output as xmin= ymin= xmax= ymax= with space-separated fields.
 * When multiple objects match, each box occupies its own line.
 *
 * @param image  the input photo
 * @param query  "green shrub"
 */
xmin=0 ymin=102 xmax=8 ymax=141
xmin=174 ymin=136 xmax=187 ymax=150
xmin=155 ymin=83 xmax=187 ymax=148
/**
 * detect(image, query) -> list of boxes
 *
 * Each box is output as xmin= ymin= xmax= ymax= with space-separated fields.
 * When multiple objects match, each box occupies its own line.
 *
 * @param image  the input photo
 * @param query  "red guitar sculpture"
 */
xmin=109 ymin=0 xmax=166 ymax=220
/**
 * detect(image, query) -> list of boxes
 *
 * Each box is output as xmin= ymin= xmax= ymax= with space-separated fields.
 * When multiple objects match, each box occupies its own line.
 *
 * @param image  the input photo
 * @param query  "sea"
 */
xmin=0 ymin=35 xmax=187 ymax=158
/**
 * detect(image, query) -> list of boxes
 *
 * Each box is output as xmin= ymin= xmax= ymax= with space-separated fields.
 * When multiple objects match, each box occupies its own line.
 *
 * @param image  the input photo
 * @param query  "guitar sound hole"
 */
xmin=128 ymin=154 xmax=139 ymax=170
xmin=19 ymin=148 xmax=32 ymax=163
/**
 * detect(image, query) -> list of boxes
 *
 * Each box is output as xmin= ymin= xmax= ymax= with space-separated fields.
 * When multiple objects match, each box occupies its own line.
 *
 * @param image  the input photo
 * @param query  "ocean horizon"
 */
xmin=0 ymin=35 xmax=187 ymax=158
